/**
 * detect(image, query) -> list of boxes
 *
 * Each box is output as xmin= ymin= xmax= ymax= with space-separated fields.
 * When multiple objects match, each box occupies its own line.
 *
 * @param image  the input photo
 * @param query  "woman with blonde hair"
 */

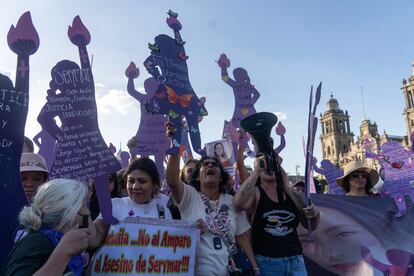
xmin=2 ymin=179 xmax=91 ymax=276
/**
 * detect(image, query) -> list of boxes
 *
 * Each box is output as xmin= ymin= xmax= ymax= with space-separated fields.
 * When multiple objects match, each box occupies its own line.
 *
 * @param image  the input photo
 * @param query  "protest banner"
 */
xmin=302 ymin=194 xmax=414 ymax=276
xmin=144 ymin=10 xmax=208 ymax=157
xmin=0 ymin=11 xmax=39 ymax=267
xmin=91 ymin=217 xmax=200 ymax=276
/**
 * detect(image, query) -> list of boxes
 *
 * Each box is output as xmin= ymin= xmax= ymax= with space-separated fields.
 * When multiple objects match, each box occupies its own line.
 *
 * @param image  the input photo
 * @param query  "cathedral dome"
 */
xmin=326 ymin=94 xmax=340 ymax=111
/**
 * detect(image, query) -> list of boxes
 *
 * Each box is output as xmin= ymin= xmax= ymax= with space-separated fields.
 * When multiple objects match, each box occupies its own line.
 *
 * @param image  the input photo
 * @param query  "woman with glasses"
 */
xmin=165 ymin=124 xmax=259 ymax=275
xmin=336 ymin=161 xmax=379 ymax=197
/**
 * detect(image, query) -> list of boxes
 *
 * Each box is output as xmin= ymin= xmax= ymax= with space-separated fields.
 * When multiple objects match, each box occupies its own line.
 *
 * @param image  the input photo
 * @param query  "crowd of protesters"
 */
xmin=0 ymin=125 xmax=386 ymax=276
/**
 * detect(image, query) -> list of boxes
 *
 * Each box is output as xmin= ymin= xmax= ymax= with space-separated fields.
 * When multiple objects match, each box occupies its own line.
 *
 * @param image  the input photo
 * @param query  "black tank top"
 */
xmin=252 ymin=185 xmax=303 ymax=257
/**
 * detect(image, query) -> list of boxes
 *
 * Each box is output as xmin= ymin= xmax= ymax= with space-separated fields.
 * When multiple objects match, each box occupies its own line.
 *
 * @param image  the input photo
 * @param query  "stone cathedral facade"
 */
xmin=319 ymin=64 xmax=414 ymax=169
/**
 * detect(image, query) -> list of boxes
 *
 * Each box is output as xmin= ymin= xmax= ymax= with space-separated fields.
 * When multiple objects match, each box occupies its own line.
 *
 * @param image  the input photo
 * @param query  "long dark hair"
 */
xmin=189 ymin=156 xmax=229 ymax=194
xmin=343 ymin=176 xmax=374 ymax=196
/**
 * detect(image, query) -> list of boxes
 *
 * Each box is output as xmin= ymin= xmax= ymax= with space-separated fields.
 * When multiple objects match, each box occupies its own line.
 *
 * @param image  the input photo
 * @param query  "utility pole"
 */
xmin=295 ymin=165 xmax=300 ymax=183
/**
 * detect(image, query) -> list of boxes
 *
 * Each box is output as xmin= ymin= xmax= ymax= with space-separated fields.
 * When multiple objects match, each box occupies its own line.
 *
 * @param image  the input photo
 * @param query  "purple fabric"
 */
xmin=0 ymin=12 xmax=38 ymax=267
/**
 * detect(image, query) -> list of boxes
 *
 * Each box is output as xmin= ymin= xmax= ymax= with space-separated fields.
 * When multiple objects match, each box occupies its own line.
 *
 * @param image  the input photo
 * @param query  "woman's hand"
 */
xmin=303 ymin=204 xmax=320 ymax=219
xmin=57 ymin=228 xmax=90 ymax=257
xmin=196 ymin=218 xmax=207 ymax=235
xmin=254 ymin=155 xmax=267 ymax=173
xmin=165 ymin=121 xmax=174 ymax=140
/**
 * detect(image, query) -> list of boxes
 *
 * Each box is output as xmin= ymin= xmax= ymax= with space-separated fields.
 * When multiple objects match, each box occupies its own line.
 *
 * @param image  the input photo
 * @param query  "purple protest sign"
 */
xmin=218 ymin=53 xmax=260 ymax=160
xmin=143 ymin=10 xmax=208 ymax=157
xmin=217 ymin=53 xmax=260 ymax=128
xmin=312 ymin=158 xmax=345 ymax=195
xmin=33 ymin=129 xmax=56 ymax=170
xmin=378 ymin=141 xmax=414 ymax=217
xmin=125 ymin=62 xmax=169 ymax=183
xmin=0 ymin=11 xmax=39 ymax=267
xmin=37 ymin=16 xmax=120 ymax=224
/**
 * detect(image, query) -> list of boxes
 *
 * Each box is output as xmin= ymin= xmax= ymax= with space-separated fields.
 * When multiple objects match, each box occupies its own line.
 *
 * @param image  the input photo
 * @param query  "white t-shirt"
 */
xmin=98 ymin=197 xmax=172 ymax=221
xmin=175 ymin=185 xmax=250 ymax=276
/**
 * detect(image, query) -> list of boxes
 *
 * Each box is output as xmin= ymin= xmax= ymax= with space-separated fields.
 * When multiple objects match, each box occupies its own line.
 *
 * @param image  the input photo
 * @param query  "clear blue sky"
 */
xmin=1 ymin=1 xmax=413 ymax=175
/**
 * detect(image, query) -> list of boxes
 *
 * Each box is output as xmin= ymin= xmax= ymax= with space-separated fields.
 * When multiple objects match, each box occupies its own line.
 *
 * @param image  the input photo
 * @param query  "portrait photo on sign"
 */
xmin=205 ymin=139 xmax=235 ymax=175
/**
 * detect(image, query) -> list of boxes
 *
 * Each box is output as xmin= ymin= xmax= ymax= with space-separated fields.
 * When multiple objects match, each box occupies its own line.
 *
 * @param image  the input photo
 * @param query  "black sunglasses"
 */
xmin=201 ymin=160 xmax=220 ymax=167
xmin=350 ymin=172 xmax=369 ymax=179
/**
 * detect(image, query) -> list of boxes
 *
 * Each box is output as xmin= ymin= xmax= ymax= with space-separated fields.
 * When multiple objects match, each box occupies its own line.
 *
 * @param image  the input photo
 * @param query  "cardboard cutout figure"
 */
xmin=217 ymin=53 xmax=260 ymax=128
xmin=33 ymin=128 xmax=56 ymax=170
xmin=312 ymin=158 xmax=345 ymax=195
xmin=119 ymin=151 xmax=130 ymax=169
xmin=0 ymin=11 xmax=39 ymax=267
xmin=379 ymin=141 xmax=414 ymax=217
xmin=144 ymin=10 xmax=207 ymax=157
xmin=125 ymin=62 xmax=169 ymax=183
xmin=37 ymin=16 xmax=120 ymax=224
xmin=218 ymin=53 xmax=259 ymax=160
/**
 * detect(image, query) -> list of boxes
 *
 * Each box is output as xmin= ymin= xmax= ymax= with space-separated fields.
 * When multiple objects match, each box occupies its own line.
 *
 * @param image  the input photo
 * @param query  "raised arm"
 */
xmin=275 ymin=122 xmax=286 ymax=154
xmin=166 ymin=10 xmax=185 ymax=46
xmin=68 ymin=16 xmax=92 ymax=70
xmin=234 ymin=156 xmax=264 ymax=212
xmin=165 ymin=123 xmax=185 ymax=203
xmin=32 ymin=132 xmax=42 ymax=149
xmin=236 ymin=131 xmax=250 ymax=183
xmin=125 ymin=62 xmax=146 ymax=102
xmin=8 ymin=12 xmax=39 ymax=94
xmin=37 ymin=104 xmax=62 ymax=141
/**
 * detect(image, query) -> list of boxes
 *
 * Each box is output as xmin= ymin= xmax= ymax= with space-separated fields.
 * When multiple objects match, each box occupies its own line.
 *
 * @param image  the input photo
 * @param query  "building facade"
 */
xmin=319 ymin=63 xmax=414 ymax=169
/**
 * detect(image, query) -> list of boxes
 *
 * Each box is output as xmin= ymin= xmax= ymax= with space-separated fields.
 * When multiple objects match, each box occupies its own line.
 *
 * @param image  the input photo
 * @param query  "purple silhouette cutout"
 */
xmin=379 ymin=141 xmax=414 ymax=217
xmin=312 ymin=158 xmax=345 ymax=195
xmin=0 ymin=11 xmax=39 ymax=267
xmin=33 ymin=128 xmax=56 ymax=170
xmin=37 ymin=16 xmax=120 ymax=224
xmin=108 ymin=142 xmax=116 ymax=155
xmin=362 ymin=247 xmax=414 ymax=275
xmin=125 ymin=62 xmax=169 ymax=183
xmin=217 ymin=53 xmax=260 ymax=129
xmin=218 ymin=53 xmax=260 ymax=160
xmin=119 ymin=151 xmax=130 ymax=169
xmin=144 ymin=10 xmax=208 ymax=157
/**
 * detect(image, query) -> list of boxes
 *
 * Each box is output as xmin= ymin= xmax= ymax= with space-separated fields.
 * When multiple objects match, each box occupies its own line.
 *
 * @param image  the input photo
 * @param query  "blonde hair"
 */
xmin=19 ymin=179 xmax=87 ymax=231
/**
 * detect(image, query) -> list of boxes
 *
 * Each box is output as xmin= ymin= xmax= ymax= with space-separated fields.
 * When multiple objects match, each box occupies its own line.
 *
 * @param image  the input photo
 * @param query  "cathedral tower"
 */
xmin=319 ymin=95 xmax=354 ymax=165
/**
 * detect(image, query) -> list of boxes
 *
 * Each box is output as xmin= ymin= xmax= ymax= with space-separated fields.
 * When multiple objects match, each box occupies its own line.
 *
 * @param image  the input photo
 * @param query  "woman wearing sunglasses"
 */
xmin=336 ymin=161 xmax=379 ymax=197
xmin=165 ymin=124 xmax=259 ymax=275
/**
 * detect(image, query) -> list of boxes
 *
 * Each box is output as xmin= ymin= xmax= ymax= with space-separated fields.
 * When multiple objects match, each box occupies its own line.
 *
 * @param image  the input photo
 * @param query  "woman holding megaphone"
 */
xmin=234 ymin=112 xmax=320 ymax=276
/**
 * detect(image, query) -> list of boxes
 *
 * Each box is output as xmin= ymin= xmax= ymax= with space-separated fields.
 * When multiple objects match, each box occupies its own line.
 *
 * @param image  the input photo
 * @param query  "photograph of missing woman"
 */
xmin=205 ymin=139 xmax=235 ymax=175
